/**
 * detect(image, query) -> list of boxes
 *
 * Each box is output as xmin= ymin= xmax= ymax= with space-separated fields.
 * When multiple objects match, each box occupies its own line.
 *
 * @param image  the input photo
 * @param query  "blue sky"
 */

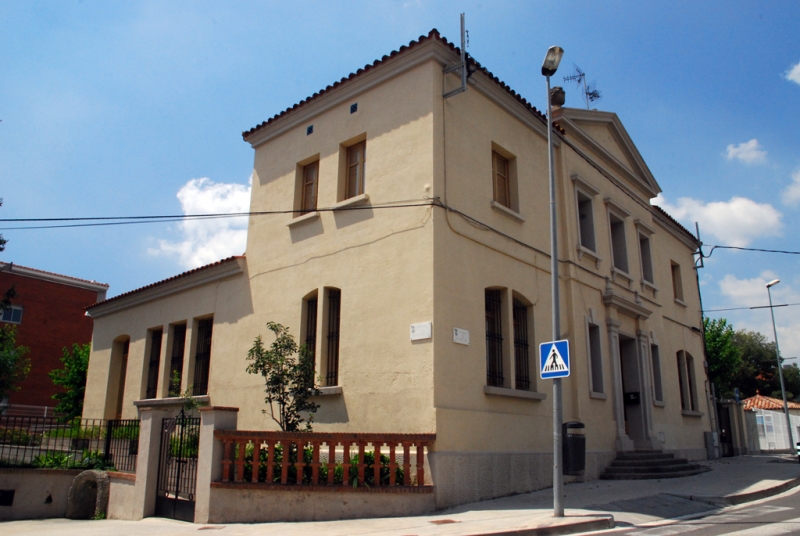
xmin=1 ymin=1 xmax=799 ymax=357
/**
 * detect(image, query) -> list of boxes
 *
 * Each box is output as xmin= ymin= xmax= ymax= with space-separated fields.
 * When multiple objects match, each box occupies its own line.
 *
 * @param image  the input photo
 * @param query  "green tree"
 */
xmin=0 ymin=325 xmax=30 ymax=404
xmin=703 ymin=318 xmax=741 ymax=398
xmin=730 ymin=330 xmax=778 ymax=399
xmin=49 ymin=343 xmax=90 ymax=421
xmin=246 ymin=322 xmax=320 ymax=432
xmin=781 ymin=363 xmax=799 ymax=401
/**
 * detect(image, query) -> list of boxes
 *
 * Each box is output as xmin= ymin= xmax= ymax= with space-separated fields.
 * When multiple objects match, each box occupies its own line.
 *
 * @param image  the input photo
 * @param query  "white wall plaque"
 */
xmin=453 ymin=328 xmax=470 ymax=345
xmin=410 ymin=322 xmax=432 ymax=340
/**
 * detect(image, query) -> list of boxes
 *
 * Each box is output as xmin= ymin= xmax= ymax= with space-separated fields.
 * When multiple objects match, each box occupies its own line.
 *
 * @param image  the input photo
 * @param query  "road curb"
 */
xmin=685 ymin=476 xmax=800 ymax=506
xmin=466 ymin=515 xmax=615 ymax=536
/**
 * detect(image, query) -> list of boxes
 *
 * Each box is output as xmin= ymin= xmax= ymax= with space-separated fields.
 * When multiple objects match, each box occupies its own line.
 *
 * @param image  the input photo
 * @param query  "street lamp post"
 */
xmin=766 ymin=279 xmax=796 ymax=455
xmin=542 ymin=45 xmax=565 ymax=518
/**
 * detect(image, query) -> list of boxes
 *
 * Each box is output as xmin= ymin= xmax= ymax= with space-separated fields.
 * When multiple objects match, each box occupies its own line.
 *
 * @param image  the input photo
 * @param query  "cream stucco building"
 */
xmin=83 ymin=30 xmax=711 ymax=507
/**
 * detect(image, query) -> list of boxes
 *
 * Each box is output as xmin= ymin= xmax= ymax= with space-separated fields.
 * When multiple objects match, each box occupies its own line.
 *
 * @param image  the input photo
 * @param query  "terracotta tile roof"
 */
xmin=242 ymin=29 xmax=562 ymax=141
xmin=86 ymin=255 xmax=243 ymax=310
xmin=743 ymin=391 xmax=800 ymax=411
xmin=652 ymin=205 xmax=700 ymax=246
xmin=0 ymin=261 xmax=109 ymax=288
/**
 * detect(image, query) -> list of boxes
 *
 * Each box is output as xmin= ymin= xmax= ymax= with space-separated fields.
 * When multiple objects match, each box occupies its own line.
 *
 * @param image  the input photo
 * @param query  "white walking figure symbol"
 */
xmin=543 ymin=345 xmax=567 ymax=372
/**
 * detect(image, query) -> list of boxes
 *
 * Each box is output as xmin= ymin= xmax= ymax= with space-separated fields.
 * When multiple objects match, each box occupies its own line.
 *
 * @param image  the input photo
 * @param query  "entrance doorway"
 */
xmin=619 ymin=335 xmax=646 ymax=446
xmin=155 ymin=410 xmax=200 ymax=522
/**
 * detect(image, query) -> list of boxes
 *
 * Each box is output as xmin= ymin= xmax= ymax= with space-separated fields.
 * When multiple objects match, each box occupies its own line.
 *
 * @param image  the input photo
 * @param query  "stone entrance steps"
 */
xmin=600 ymin=450 xmax=711 ymax=480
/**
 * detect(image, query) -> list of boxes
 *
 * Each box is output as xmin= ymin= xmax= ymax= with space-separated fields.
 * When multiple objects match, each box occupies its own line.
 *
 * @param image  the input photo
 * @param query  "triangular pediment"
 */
xmin=557 ymin=108 xmax=661 ymax=200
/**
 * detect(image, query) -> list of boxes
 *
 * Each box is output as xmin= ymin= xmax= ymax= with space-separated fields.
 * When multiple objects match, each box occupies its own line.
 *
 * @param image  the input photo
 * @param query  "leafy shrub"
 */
xmin=0 ymin=426 xmax=40 ymax=446
xmin=32 ymin=452 xmax=73 ymax=468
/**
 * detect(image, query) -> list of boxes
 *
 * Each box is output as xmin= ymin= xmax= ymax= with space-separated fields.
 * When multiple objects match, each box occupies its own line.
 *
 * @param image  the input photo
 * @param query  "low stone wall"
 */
xmin=107 ymin=472 xmax=137 ymax=520
xmin=0 ymin=468 xmax=81 ymax=521
xmin=206 ymin=485 xmax=434 ymax=523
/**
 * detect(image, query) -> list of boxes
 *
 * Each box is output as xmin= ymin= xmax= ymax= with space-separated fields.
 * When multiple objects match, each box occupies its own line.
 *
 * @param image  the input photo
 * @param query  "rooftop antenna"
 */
xmin=444 ymin=13 xmax=474 ymax=98
xmin=563 ymin=65 xmax=602 ymax=109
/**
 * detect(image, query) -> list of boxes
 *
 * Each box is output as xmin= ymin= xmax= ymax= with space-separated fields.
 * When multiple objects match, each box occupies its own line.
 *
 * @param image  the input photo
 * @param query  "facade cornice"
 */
xmin=603 ymin=280 xmax=652 ymax=319
xmin=244 ymin=39 xmax=452 ymax=148
xmin=87 ymin=258 xmax=244 ymax=318
xmin=0 ymin=261 xmax=108 ymax=293
xmin=651 ymin=207 xmax=699 ymax=251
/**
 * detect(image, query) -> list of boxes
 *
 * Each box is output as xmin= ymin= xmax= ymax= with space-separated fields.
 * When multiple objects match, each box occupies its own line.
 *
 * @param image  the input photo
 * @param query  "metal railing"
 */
xmin=215 ymin=430 xmax=434 ymax=490
xmin=0 ymin=416 xmax=139 ymax=473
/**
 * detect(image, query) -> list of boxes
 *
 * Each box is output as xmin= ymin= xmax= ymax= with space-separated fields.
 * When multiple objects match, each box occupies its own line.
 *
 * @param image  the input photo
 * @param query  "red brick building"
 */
xmin=0 ymin=262 xmax=108 ymax=412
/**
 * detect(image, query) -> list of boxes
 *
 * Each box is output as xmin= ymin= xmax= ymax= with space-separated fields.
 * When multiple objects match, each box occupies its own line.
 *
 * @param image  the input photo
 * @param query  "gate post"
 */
xmin=194 ymin=406 xmax=239 ymax=524
xmin=131 ymin=407 xmax=173 ymax=520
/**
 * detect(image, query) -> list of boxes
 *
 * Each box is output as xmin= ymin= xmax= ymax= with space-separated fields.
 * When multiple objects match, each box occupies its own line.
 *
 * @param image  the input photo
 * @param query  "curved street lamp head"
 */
xmin=541 ymin=46 xmax=564 ymax=77
xmin=766 ymin=279 xmax=781 ymax=288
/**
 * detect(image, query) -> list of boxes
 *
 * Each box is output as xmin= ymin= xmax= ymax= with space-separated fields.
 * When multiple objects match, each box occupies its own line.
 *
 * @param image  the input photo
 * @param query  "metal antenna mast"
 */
xmin=564 ymin=65 xmax=602 ymax=109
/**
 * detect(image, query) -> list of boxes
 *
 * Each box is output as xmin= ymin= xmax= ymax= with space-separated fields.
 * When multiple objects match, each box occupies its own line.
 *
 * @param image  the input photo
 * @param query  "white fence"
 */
xmin=751 ymin=408 xmax=800 ymax=451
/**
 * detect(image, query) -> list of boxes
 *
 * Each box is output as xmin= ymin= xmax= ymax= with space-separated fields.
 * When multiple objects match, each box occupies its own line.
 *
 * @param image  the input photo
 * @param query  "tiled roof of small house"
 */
xmin=0 ymin=261 xmax=109 ymax=288
xmin=85 ymin=255 xmax=243 ymax=310
xmin=242 ymin=29 xmax=563 ymax=141
xmin=742 ymin=390 xmax=800 ymax=411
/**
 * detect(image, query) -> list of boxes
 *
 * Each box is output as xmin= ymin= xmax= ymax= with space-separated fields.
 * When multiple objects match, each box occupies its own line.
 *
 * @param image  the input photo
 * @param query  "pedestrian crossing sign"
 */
xmin=539 ymin=340 xmax=570 ymax=379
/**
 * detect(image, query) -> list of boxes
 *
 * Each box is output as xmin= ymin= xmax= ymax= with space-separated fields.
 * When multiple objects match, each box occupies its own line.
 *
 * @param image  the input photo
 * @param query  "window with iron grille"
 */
xmin=325 ymin=290 xmax=340 ymax=386
xmin=168 ymin=324 xmax=187 ymax=397
xmin=192 ymin=318 xmax=213 ymax=396
xmin=588 ymin=323 xmax=604 ymax=394
xmin=513 ymin=298 xmax=530 ymax=390
xmin=651 ymin=344 xmax=663 ymax=403
xmin=114 ymin=338 xmax=130 ymax=420
xmin=677 ymin=350 xmax=688 ymax=410
xmin=305 ymin=296 xmax=318 ymax=368
xmin=485 ymin=289 xmax=504 ymax=387
xmin=145 ymin=329 xmax=163 ymax=399
xmin=346 ymin=141 xmax=366 ymax=199
xmin=301 ymin=161 xmax=319 ymax=214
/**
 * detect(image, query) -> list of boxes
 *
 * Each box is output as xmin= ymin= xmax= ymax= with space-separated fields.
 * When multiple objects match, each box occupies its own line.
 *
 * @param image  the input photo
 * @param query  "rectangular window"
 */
xmin=1 ymin=305 xmax=23 ymax=324
xmin=301 ymin=161 xmax=319 ymax=214
xmin=325 ymin=290 xmax=341 ymax=386
xmin=686 ymin=354 xmax=697 ymax=411
xmin=671 ymin=262 xmax=684 ymax=302
xmin=677 ymin=352 xmax=686 ymax=410
xmin=513 ymin=298 xmax=530 ymax=390
xmin=492 ymin=151 xmax=511 ymax=209
xmin=145 ymin=329 xmax=163 ymax=399
xmin=610 ymin=213 xmax=629 ymax=272
xmin=192 ymin=318 xmax=213 ymax=396
xmin=577 ymin=192 xmax=596 ymax=252
xmin=639 ymin=235 xmax=654 ymax=284
xmin=115 ymin=339 xmax=130 ymax=420
xmin=587 ymin=323 xmax=604 ymax=394
xmin=651 ymin=344 xmax=663 ymax=403
xmin=305 ymin=296 xmax=318 ymax=367
xmin=346 ymin=141 xmax=366 ymax=199
xmin=485 ymin=289 xmax=504 ymax=387
xmin=168 ymin=324 xmax=187 ymax=397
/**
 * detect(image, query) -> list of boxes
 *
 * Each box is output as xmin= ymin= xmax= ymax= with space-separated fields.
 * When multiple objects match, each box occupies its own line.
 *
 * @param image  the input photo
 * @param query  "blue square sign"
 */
xmin=539 ymin=340 xmax=570 ymax=379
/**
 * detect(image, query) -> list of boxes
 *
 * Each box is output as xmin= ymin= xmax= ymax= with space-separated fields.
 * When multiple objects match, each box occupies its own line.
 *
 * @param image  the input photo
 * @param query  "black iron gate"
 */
xmin=155 ymin=410 xmax=200 ymax=522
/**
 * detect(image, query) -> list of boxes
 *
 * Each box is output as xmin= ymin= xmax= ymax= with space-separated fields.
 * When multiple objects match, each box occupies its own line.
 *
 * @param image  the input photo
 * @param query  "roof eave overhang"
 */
xmin=87 ymin=258 xmax=244 ymax=319
xmin=0 ymin=262 xmax=109 ymax=292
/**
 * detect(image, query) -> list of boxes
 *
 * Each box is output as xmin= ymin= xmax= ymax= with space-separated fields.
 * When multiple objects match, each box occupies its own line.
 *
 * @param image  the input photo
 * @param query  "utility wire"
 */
xmin=703 ymin=302 xmax=800 ymax=313
xmin=706 ymin=245 xmax=800 ymax=256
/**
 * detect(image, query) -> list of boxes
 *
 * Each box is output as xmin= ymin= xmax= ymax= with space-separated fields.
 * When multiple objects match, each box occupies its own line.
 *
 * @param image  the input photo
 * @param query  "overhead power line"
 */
xmin=703 ymin=302 xmax=800 ymax=313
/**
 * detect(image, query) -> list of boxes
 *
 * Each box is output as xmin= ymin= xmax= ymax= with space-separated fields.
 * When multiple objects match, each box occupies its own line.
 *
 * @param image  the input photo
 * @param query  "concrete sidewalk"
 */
xmin=3 ymin=455 xmax=799 ymax=536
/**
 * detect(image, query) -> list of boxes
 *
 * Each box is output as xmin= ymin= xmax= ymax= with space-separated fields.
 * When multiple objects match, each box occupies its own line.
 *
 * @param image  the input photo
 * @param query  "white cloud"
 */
xmin=149 ymin=177 xmax=251 ymax=269
xmin=725 ymin=139 xmax=767 ymax=164
xmin=785 ymin=61 xmax=800 ymax=86
xmin=653 ymin=194 xmax=782 ymax=247
xmin=782 ymin=169 xmax=800 ymax=207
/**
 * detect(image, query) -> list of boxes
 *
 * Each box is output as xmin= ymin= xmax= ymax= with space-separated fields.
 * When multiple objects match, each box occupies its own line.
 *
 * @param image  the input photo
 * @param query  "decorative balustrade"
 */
xmin=214 ymin=431 xmax=434 ymax=492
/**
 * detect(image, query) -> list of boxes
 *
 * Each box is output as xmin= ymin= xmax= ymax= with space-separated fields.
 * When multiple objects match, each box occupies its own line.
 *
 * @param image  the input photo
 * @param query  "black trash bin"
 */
xmin=562 ymin=421 xmax=585 ymax=476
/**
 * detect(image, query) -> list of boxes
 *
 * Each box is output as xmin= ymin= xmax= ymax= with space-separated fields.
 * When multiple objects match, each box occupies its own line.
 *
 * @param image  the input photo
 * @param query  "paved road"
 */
xmin=598 ymin=486 xmax=800 ymax=535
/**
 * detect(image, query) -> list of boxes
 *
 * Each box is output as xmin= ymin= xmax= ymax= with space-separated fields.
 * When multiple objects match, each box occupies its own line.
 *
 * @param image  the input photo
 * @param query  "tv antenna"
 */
xmin=563 ymin=65 xmax=602 ymax=109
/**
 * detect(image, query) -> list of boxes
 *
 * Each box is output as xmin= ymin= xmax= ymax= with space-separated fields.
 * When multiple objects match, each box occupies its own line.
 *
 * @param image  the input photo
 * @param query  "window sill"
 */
xmin=315 ymin=386 xmax=343 ymax=396
xmin=333 ymin=193 xmax=370 ymax=210
xmin=589 ymin=391 xmax=607 ymax=400
xmin=490 ymin=201 xmax=525 ymax=223
xmin=287 ymin=211 xmax=320 ymax=228
xmin=641 ymin=279 xmax=658 ymax=297
xmin=610 ymin=267 xmax=633 ymax=289
xmin=577 ymin=245 xmax=602 ymax=269
xmin=653 ymin=400 xmax=665 ymax=407
xmin=674 ymin=298 xmax=687 ymax=308
xmin=681 ymin=409 xmax=703 ymax=418
xmin=484 ymin=385 xmax=546 ymax=401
